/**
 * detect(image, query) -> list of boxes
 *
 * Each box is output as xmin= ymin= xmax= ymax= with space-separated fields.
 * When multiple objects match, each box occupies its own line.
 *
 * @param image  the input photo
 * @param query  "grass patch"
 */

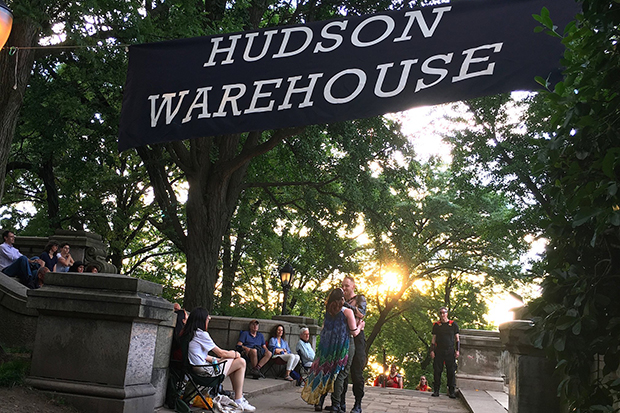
xmin=0 ymin=358 xmax=30 ymax=388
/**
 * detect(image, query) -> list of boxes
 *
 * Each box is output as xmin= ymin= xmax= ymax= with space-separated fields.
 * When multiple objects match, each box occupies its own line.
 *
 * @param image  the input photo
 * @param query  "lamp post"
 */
xmin=279 ymin=262 xmax=294 ymax=315
xmin=0 ymin=0 xmax=13 ymax=50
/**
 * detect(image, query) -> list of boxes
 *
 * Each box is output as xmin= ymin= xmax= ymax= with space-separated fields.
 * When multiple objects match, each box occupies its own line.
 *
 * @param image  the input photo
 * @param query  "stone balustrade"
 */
xmin=456 ymin=329 xmax=505 ymax=392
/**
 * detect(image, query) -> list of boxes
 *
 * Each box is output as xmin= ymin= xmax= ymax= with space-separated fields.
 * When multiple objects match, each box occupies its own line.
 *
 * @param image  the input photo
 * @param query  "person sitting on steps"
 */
xmin=236 ymin=319 xmax=272 ymax=379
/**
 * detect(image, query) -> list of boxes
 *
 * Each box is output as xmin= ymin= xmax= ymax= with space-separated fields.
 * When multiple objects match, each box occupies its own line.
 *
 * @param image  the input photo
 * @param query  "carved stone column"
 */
xmin=499 ymin=320 xmax=560 ymax=413
xmin=25 ymin=272 xmax=173 ymax=413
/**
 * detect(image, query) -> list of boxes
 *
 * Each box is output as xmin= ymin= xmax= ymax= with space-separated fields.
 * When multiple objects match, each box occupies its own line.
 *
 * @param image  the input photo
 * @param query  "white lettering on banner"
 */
xmin=324 ymin=69 xmax=367 ymax=104
xmin=394 ymin=7 xmax=451 ymax=41
xmin=278 ymin=74 xmax=324 ymax=110
xmin=351 ymin=16 xmax=395 ymax=47
xmin=201 ymin=7 xmax=451 ymax=67
xmin=273 ymin=27 xmax=314 ymax=59
xmin=313 ymin=21 xmax=348 ymax=53
xmin=375 ymin=60 xmax=418 ymax=98
xmin=149 ymin=91 xmax=189 ymax=127
xmin=244 ymin=30 xmax=278 ymax=62
xmin=154 ymin=43 xmax=504 ymax=126
xmin=452 ymin=43 xmax=503 ymax=82
xmin=182 ymin=87 xmax=213 ymax=123
xmin=415 ymin=53 xmax=453 ymax=92
xmin=245 ymin=79 xmax=283 ymax=114
xmin=204 ymin=35 xmax=242 ymax=67
xmin=213 ymin=84 xmax=247 ymax=117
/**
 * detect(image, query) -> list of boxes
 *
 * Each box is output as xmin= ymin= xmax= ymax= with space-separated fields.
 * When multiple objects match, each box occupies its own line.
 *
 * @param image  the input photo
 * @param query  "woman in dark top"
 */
xmin=39 ymin=241 xmax=59 ymax=271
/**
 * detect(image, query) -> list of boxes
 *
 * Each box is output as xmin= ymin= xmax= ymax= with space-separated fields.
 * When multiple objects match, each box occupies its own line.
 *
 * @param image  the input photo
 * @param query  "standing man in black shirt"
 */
xmin=430 ymin=306 xmax=460 ymax=398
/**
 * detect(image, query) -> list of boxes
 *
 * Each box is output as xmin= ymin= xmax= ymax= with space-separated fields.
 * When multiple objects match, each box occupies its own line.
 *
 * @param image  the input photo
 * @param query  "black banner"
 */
xmin=118 ymin=0 xmax=576 ymax=151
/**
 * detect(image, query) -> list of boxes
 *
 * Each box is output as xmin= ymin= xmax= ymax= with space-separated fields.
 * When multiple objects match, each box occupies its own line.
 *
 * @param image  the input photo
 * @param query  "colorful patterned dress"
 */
xmin=301 ymin=308 xmax=350 ymax=405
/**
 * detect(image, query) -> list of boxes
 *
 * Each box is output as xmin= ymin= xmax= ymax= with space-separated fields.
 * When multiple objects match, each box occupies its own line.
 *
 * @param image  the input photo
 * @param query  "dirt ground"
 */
xmin=0 ymin=386 xmax=79 ymax=413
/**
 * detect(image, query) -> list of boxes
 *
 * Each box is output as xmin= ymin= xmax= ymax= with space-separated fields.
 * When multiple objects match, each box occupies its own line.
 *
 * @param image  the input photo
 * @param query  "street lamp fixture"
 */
xmin=279 ymin=262 xmax=294 ymax=315
xmin=0 ymin=0 xmax=13 ymax=50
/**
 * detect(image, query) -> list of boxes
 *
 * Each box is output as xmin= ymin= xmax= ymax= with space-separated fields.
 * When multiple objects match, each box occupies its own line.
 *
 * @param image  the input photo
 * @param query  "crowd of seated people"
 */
xmin=1 ymin=230 xmax=103 ymax=288
xmin=373 ymin=364 xmax=404 ymax=388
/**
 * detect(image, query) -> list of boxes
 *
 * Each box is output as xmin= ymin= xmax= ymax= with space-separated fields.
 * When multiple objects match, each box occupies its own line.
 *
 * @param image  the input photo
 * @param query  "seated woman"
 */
xmin=39 ymin=241 xmax=59 ymax=271
xmin=56 ymin=243 xmax=74 ymax=272
xmin=68 ymin=261 xmax=84 ymax=273
xmin=179 ymin=307 xmax=256 ymax=412
xmin=268 ymin=324 xmax=300 ymax=381
xmin=85 ymin=264 xmax=99 ymax=273
xmin=415 ymin=375 xmax=432 ymax=392
xmin=171 ymin=308 xmax=188 ymax=362
xmin=385 ymin=364 xmax=404 ymax=389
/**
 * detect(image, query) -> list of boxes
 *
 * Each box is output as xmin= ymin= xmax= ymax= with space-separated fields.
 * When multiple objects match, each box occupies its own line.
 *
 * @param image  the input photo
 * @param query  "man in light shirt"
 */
xmin=0 ymin=230 xmax=45 ymax=288
xmin=296 ymin=327 xmax=315 ymax=368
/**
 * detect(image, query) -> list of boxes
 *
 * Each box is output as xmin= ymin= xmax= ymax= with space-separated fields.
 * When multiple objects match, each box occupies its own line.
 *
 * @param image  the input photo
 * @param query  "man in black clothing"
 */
xmin=340 ymin=276 xmax=367 ymax=413
xmin=430 ymin=306 xmax=460 ymax=398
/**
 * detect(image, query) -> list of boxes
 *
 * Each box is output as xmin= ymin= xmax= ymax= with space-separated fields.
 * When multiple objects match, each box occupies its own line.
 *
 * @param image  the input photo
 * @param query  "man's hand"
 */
xmin=455 ymin=350 xmax=460 ymax=359
xmin=430 ymin=350 xmax=435 ymax=359
xmin=31 ymin=258 xmax=45 ymax=266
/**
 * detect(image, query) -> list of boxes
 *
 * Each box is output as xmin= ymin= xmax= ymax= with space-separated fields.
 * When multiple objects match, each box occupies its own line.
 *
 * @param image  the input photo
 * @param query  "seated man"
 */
xmin=236 ymin=319 xmax=272 ymax=378
xmin=296 ymin=327 xmax=315 ymax=368
xmin=0 ymin=230 xmax=45 ymax=289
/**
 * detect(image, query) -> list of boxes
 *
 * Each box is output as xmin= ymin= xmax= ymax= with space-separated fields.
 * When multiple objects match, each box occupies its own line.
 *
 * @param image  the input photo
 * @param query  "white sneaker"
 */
xmin=236 ymin=397 xmax=256 ymax=412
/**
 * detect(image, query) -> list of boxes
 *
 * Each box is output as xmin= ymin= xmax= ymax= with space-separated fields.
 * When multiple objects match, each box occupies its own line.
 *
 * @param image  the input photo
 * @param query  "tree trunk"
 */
xmin=0 ymin=17 xmax=39 ymax=203
xmin=40 ymin=156 xmax=60 ymax=230
xmin=183 ymin=163 xmax=248 ymax=311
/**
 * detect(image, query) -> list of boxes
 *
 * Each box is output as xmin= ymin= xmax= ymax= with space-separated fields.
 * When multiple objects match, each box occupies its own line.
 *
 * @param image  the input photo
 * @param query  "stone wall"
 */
xmin=456 ymin=329 xmax=505 ymax=392
xmin=0 ymin=275 xmax=38 ymax=350
xmin=499 ymin=320 xmax=560 ymax=413
xmin=25 ymin=272 xmax=174 ymax=413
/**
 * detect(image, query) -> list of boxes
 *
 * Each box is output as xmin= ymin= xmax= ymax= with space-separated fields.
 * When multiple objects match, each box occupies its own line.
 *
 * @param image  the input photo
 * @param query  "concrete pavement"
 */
xmin=157 ymin=376 xmax=508 ymax=413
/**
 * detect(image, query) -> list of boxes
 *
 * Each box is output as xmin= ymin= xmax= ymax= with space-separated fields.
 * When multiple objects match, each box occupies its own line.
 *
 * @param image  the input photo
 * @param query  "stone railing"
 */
xmin=499 ymin=320 xmax=560 ymax=413
xmin=1 ymin=270 xmax=320 ymax=413
xmin=456 ymin=329 xmax=505 ymax=392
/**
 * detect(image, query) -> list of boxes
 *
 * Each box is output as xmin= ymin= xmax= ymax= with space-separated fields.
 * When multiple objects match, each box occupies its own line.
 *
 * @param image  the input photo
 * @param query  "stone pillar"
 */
xmin=456 ymin=329 xmax=504 ymax=391
xmin=499 ymin=320 xmax=560 ymax=413
xmin=25 ymin=272 xmax=174 ymax=413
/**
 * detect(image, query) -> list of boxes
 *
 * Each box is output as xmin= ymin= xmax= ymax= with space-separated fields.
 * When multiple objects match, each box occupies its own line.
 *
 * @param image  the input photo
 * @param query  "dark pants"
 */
xmin=340 ymin=331 xmax=366 ymax=406
xmin=2 ymin=256 xmax=36 ymax=288
xmin=433 ymin=350 xmax=456 ymax=393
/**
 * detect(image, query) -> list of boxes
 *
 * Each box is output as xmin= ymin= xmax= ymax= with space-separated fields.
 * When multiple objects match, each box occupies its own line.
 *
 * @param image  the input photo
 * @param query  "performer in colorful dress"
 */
xmin=301 ymin=288 xmax=365 ymax=411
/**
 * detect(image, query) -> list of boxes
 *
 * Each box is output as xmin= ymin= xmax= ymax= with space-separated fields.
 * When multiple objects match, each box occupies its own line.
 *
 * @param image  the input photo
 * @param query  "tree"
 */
xmin=360 ymin=158 xmax=530 ymax=353
xmin=527 ymin=2 xmax=620 ymax=411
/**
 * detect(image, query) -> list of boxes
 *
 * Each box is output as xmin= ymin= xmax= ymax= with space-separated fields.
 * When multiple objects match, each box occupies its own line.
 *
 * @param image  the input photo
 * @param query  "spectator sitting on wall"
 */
xmin=39 ymin=241 xmax=59 ymax=272
xmin=85 ymin=264 xmax=99 ymax=273
xmin=268 ymin=324 xmax=300 ymax=381
xmin=69 ymin=261 xmax=84 ymax=273
xmin=296 ymin=327 xmax=315 ymax=368
xmin=36 ymin=266 xmax=50 ymax=288
xmin=0 ymin=230 xmax=45 ymax=288
xmin=56 ymin=243 xmax=74 ymax=272
xmin=236 ymin=319 xmax=272 ymax=379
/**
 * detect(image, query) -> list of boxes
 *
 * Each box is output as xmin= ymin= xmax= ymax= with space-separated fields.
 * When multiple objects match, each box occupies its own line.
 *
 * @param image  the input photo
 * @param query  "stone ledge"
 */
xmin=456 ymin=373 xmax=505 ymax=392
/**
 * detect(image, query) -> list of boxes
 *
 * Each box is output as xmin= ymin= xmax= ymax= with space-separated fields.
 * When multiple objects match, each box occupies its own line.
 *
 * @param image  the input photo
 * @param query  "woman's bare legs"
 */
xmin=224 ymin=356 xmax=247 ymax=400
